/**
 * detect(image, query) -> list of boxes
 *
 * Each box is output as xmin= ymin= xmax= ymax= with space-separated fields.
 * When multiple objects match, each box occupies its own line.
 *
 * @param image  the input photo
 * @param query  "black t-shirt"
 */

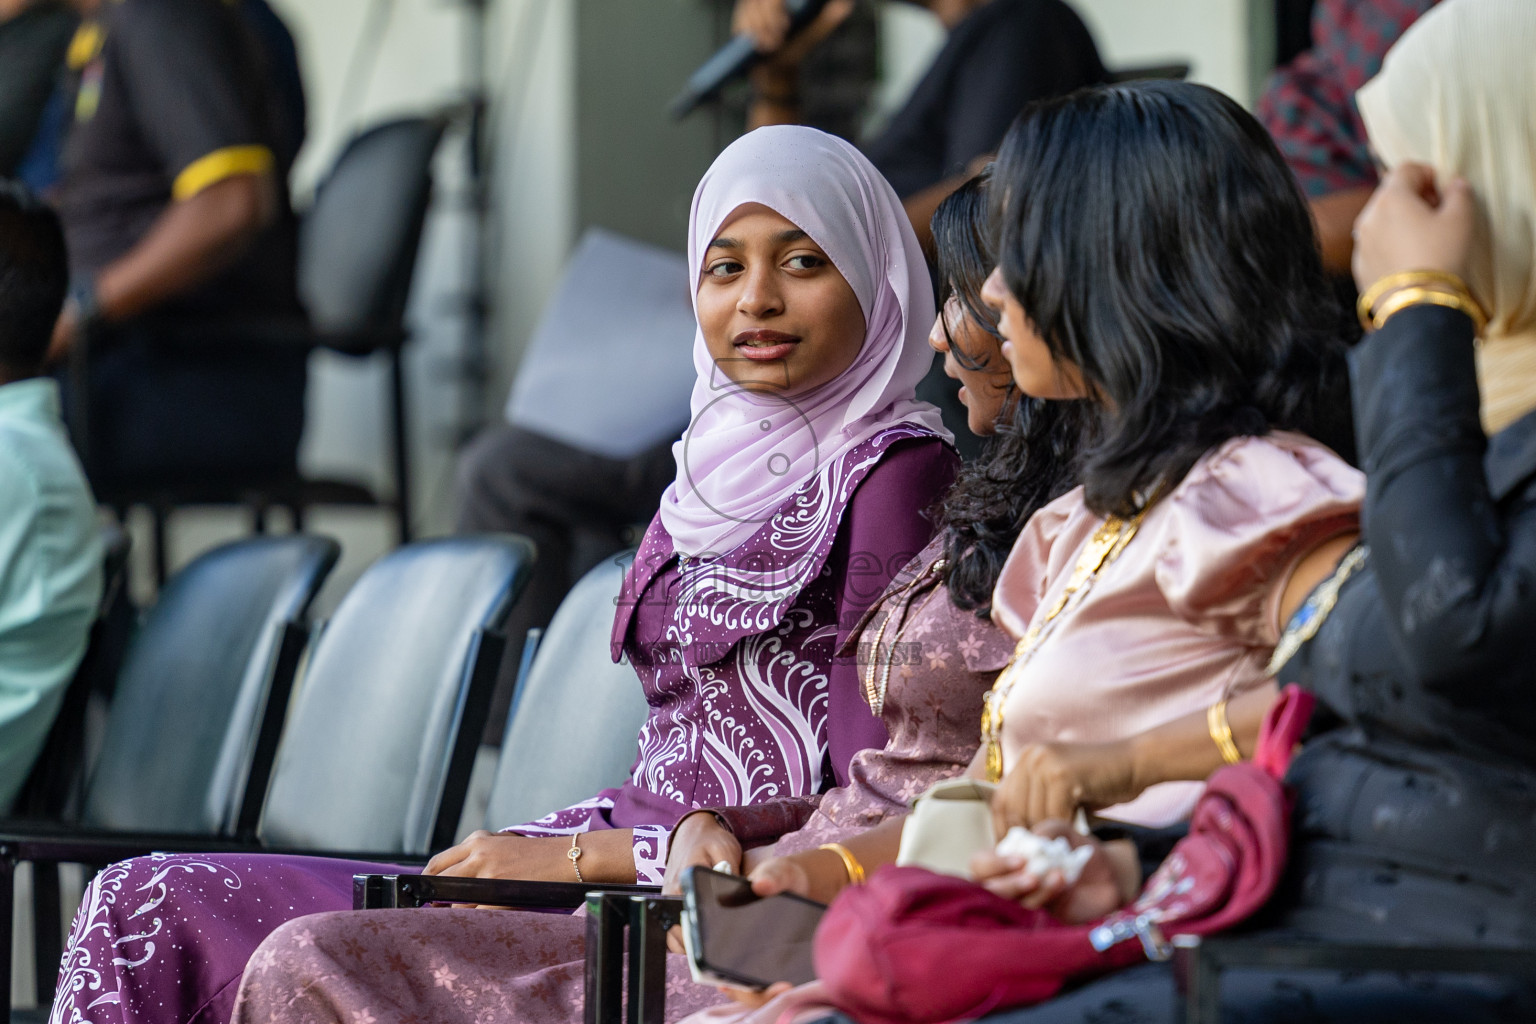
xmin=56 ymin=0 xmax=301 ymax=321
xmin=863 ymin=0 xmax=1107 ymax=198
xmin=0 ymin=1 xmax=76 ymax=176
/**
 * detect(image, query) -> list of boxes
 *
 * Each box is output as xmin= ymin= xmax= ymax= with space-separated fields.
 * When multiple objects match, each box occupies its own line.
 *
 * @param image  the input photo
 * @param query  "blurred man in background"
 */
xmin=49 ymin=0 xmax=308 ymax=493
xmin=736 ymin=0 xmax=1106 ymax=251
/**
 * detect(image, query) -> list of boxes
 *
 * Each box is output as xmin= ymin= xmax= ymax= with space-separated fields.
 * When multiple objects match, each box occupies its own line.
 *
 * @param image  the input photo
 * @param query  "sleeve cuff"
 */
xmin=707 ymin=798 xmax=821 ymax=850
xmin=632 ymin=824 xmax=671 ymax=885
xmin=171 ymin=145 xmax=275 ymax=201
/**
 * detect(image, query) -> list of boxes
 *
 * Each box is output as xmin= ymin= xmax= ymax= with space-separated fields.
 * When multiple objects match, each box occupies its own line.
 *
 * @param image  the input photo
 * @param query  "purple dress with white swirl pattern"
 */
xmin=48 ymin=427 xmax=955 ymax=1024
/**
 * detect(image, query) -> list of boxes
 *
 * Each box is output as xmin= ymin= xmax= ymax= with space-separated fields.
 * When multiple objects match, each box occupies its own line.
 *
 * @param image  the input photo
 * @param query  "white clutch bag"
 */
xmin=894 ymin=777 xmax=999 ymax=879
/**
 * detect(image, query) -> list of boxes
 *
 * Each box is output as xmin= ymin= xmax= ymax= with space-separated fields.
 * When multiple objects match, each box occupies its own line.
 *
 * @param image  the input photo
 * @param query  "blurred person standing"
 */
xmin=735 ymin=0 xmax=1106 ymax=250
xmin=1257 ymin=0 xmax=1439 ymax=278
xmin=48 ymin=0 xmax=307 ymax=492
xmin=734 ymin=0 xmax=1105 ymax=459
xmin=0 ymin=182 xmax=102 ymax=814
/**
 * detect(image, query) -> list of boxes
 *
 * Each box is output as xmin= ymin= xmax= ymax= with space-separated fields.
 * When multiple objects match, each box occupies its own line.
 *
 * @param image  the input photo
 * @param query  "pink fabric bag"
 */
xmin=812 ymin=686 xmax=1316 ymax=1024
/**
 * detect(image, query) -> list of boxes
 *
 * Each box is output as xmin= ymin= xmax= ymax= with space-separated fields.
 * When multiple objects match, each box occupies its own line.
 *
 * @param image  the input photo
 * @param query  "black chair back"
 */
xmin=485 ymin=553 xmax=650 ymax=830
xmin=298 ymin=116 xmax=448 ymax=343
xmin=80 ymin=535 xmax=340 ymax=834
xmin=13 ymin=523 xmax=133 ymax=820
xmin=256 ymin=535 xmax=535 ymax=856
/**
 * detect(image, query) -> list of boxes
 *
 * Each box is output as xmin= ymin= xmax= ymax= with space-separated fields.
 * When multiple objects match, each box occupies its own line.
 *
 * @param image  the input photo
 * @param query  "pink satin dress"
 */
xmin=989 ymin=431 xmax=1363 ymax=825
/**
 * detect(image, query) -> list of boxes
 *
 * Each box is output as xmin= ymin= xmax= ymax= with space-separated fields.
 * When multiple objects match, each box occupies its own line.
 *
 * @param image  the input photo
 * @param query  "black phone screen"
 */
xmin=681 ymin=866 xmax=827 ymax=990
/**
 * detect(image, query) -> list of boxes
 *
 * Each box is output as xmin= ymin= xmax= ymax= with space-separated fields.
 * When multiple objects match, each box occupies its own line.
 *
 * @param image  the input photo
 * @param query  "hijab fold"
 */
xmin=1356 ymin=0 xmax=1536 ymax=434
xmin=659 ymin=126 xmax=948 ymax=557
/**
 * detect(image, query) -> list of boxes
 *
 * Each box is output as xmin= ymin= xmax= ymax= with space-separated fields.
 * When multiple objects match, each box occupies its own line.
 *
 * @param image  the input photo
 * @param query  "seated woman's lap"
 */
xmin=230 ymin=906 xmax=724 ymax=1024
xmin=55 ymin=853 xmax=390 ymax=1024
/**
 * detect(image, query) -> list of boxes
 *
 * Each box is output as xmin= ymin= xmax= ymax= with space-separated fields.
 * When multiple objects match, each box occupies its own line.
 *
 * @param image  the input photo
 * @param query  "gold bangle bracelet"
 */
xmin=1371 ymin=285 xmax=1488 ymax=334
xmin=568 ymin=833 xmax=585 ymax=883
xmin=1207 ymin=700 xmax=1243 ymax=765
xmin=1356 ymin=269 xmax=1473 ymax=330
xmin=818 ymin=842 xmax=866 ymax=886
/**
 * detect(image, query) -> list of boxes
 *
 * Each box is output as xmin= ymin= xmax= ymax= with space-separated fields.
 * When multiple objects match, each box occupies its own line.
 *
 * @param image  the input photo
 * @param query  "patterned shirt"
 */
xmin=506 ymin=429 xmax=957 ymax=883
xmin=1257 ymin=0 xmax=1438 ymax=198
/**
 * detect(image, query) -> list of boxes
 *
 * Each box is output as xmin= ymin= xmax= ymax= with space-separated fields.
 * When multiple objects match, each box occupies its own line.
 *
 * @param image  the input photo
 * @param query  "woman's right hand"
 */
xmin=663 ymin=813 xmax=743 ymax=955
xmin=661 ymin=813 xmax=743 ymax=896
xmin=991 ymin=740 xmax=1141 ymax=838
xmin=1352 ymin=162 xmax=1478 ymax=293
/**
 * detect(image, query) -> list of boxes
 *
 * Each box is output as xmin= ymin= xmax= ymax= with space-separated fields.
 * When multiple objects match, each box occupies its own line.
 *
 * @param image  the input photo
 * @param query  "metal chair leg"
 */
xmin=32 ymin=860 xmax=61 ymax=1004
xmin=151 ymin=503 xmax=170 ymax=586
xmin=0 ymin=849 xmax=16 ymax=1021
xmin=585 ymin=892 xmax=628 ymax=1024
xmin=1177 ymin=939 xmax=1221 ymax=1024
xmin=627 ymin=896 xmax=682 ymax=1024
xmin=389 ymin=349 xmax=412 ymax=543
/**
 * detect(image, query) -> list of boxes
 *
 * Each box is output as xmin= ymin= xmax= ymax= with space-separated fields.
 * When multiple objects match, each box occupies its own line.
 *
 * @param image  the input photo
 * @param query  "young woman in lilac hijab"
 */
xmin=48 ymin=125 xmax=958 ymax=1024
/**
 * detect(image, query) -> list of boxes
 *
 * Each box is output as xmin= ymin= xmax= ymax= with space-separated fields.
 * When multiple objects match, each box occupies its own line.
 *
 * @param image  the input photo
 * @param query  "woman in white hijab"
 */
xmin=50 ymin=125 xmax=959 ymax=1024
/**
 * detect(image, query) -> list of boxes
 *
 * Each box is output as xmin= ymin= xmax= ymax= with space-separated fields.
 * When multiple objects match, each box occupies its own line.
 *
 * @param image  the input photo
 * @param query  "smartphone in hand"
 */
xmin=679 ymin=866 xmax=827 ymax=991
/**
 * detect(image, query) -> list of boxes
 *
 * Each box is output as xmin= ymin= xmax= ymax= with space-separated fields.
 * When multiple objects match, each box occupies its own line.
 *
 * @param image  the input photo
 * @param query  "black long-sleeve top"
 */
xmin=1285 ymin=304 xmax=1536 ymax=764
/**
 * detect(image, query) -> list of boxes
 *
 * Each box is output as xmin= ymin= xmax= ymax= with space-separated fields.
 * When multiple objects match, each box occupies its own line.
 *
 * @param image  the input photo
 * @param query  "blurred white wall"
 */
xmin=1075 ymin=0 xmax=1272 ymax=106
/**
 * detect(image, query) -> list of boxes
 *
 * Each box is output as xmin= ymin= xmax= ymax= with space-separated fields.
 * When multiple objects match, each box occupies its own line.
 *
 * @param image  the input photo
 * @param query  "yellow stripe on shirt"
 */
xmin=171 ymin=145 xmax=275 ymax=202
xmin=66 ymin=21 xmax=105 ymax=69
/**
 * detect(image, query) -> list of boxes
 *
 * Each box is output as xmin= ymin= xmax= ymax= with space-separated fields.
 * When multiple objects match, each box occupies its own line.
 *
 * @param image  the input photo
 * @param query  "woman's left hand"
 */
xmin=423 ymin=829 xmax=636 ymax=884
xmin=990 ymin=740 xmax=1139 ymax=838
xmin=969 ymin=822 xmax=1129 ymax=924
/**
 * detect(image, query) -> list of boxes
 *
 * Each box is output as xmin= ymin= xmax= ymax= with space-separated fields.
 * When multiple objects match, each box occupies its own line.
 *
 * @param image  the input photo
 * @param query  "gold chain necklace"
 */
xmin=980 ymin=506 xmax=1152 ymax=782
xmin=862 ymin=558 xmax=947 ymax=716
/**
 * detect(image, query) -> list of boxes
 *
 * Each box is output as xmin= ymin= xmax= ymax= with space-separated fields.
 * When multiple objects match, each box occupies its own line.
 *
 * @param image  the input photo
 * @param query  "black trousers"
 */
xmin=71 ymin=327 xmax=307 ymax=491
xmin=454 ymin=423 xmax=676 ymax=743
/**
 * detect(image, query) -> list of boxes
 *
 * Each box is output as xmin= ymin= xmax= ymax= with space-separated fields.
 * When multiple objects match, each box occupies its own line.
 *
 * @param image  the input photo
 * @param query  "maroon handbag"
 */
xmin=813 ymin=686 xmax=1316 ymax=1024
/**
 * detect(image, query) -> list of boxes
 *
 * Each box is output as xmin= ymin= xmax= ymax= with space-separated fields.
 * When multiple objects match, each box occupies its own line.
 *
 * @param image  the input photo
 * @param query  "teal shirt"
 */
xmin=0 ymin=377 xmax=100 ymax=814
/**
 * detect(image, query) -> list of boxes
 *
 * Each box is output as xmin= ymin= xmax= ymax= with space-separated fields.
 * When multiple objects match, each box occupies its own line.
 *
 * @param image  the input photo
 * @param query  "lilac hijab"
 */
xmin=660 ymin=125 xmax=948 ymax=558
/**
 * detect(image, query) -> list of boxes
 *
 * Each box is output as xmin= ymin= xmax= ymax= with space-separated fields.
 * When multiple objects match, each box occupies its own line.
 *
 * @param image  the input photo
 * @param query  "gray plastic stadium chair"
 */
xmin=84 ymin=535 xmax=341 ymax=835
xmin=485 ymin=551 xmax=651 ymax=830
xmin=257 ymin=535 xmax=536 ymax=856
xmin=350 ymin=551 xmax=658 ymax=914
xmin=0 ymin=534 xmax=340 ymax=1012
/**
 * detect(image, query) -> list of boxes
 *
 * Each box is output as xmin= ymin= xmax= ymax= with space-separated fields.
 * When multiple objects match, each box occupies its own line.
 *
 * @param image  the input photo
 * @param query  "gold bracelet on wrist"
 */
xmin=1371 ymin=285 xmax=1488 ymax=334
xmin=1206 ymin=699 xmax=1243 ymax=766
xmin=568 ymin=833 xmax=585 ymax=883
xmin=1356 ymin=270 xmax=1486 ymax=333
xmin=818 ymin=842 xmax=866 ymax=886
xmin=1356 ymin=270 xmax=1468 ymax=327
